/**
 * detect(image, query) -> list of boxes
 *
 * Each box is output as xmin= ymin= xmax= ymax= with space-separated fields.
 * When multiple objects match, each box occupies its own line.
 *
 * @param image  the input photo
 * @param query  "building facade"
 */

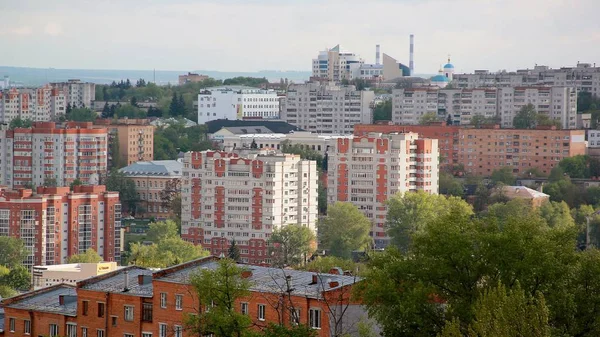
xmin=220 ymin=131 xmax=346 ymax=156
xmin=312 ymin=45 xmax=364 ymax=82
xmin=0 ymin=86 xmax=66 ymax=123
xmin=95 ymin=118 xmax=154 ymax=167
xmin=0 ymin=185 xmax=121 ymax=271
xmin=178 ymin=72 xmax=209 ymax=85
xmin=50 ymin=80 xmax=96 ymax=109
xmin=197 ymin=86 xmax=280 ymax=124
xmin=327 ymin=133 xmax=439 ymax=248
xmin=282 ymin=83 xmax=374 ymax=134
xmin=32 ymin=262 xmax=119 ymax=290
xmin=0 ymin=122 xmax=108 ymax=188
xmin=2 ymin=256 xmax=370 ymax=337
xmin=120 ymin=160 xmax=182 ymax=219
xmin=181 ymin=150 xmax=318 ymax=264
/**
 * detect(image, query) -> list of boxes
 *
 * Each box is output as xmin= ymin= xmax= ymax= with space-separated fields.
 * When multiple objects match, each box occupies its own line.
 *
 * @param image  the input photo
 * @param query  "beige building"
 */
xmin=221 ymin=131 xmax=347 ymax=155
xmin=32 ymin=262 xmax=118 ymax=290
xmin=95 ymin=118 xmax=154 ymax=167
xmin=119 ymin=160 xmax=182 ymax=218
xmin=496 ymin=186 xmax=549 ymax=208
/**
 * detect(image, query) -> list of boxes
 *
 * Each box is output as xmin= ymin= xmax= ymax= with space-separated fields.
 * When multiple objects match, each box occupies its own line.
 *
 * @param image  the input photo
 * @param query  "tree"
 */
xmin=0 ymin=266 xmax=31 ymax=291
xmin=69 ymin=178 xmax=83 ymax=191
xmin=109 ymin=130 xmax=124 ymax=169
xmin=419 ymin=112 xmax=440 ymax=125
xmin=267 ymin=225 xmax=315 ymax=267
xmin=169 ymin=92 xmax=180 ymax=117
xmin=319 ymin=202 xmax=371 ymax=258
xmin=105 ymin=169 xmax=139 ymax=214
xmin=373 ymin=100 xmax=392 ymax=122
xmin=67 ymin=248 xmax=103 ymax=263
xmin=43 ymin=177 xmax=57 ymax=187
xmin=66 ymin=103 xmax=72 ymax=115
xmin=0 ymin=237 xmax=28 ymax=268
xmin=114 ymin=104 xmax=146 ymax=119
xmin=513 ymin=103 xmax=537 ymax=129
xmin=299 ymin=256 xmax=359 ymax=274
xmin=129 ymin=234 xmax=209 ymax=268
xmin=101 ymin=102 xmax=112 ymax=118
xmin=559 ymin=155 xmax=591 ymax=179
xmin=539 ymin=201 xmax=574 ymax=228
xmin=146 ymin=220 xmax=178 ymax=243
xmin=228 ymin=239 xmax=241 ymax=262
xmin=179 ymin=93 xmax=187 ymax=116
xmin=439 ymin=172 xmax=464 ymax=197
xmin=490 ymin=166 xmax=516 ymax=185
xmin=185 ymin=258 xmax=253 ymax=337
xmin=67 ymin=107 xmax=97 ymax=122
xmin=260 ymin=324 xmax=317 ymax=337
xmin=9 ymin=117 xmax=33 ymax=129
xmin=446 ymin=114 xmax=453 ymax=126
xmin=130 ymin=96 xmax=139 ymax=107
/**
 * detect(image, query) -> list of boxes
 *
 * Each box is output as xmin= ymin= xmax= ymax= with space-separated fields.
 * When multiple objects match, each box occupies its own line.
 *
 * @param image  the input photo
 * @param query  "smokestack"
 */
xmin=124 ymin=270 xmax=130 ymax=292
xmin=376 ymin=44 xmax=381 ymax=65
xmin=409 ymin=34 xmax=414 ymax=76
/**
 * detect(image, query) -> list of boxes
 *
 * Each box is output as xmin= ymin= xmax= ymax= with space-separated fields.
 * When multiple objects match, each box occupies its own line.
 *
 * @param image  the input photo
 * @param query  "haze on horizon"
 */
xmin=1 ymin=0 xmax=599 ymax=75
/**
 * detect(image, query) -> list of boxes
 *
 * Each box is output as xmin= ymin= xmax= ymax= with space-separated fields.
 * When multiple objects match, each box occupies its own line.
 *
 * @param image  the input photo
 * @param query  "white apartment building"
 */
xmin=0 ymin=86 xmax=66 ymax=123
xmin=327 ymin=133 xmax=439 ymax=248
xmin=392 ymin=86 xmax=577 ymax=129
xmin=312 ymin=45 xmax=364 ymax=82
xmin=50 ymin=79 xmax=96 ymax=108
xmin=221 ymin=131 xmax=346 ymax=155
xmin=197 ymin=86 xmax=280 ymax=124
xmin=181 ymin=150 xmax=318 ymax=265
xmin=282 ymin=82 xmax=375 ymax=134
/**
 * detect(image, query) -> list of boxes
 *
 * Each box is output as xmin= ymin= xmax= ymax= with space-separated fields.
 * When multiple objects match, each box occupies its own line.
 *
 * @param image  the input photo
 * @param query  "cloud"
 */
xmin=44 ymin=23 xmax=63 ymax=36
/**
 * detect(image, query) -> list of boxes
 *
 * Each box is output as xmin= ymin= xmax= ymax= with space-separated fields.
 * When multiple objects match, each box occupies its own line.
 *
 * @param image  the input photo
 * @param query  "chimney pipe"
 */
xmin=409 ymin=34 xmax=415 ymax=76
xmin=376 ymin=44 xmax=381 ymax=65
xmin=124 ymin=270 xmax=130 ymax=291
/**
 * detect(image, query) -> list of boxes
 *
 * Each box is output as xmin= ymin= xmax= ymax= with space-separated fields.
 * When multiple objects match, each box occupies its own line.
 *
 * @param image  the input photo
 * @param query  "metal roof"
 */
xmin=2 ymin=284 xmax=77 ymax=316
xmin=119 ymin=160 xmax=182 ymax=177
xmin=222 ymin=126 xmax=275 ymax=135
xmin=78 ymin=266 xmax=154 ymax=298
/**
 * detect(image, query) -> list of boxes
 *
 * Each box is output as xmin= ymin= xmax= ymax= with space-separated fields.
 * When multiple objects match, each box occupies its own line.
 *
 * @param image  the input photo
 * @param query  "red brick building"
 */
xmin=0 ymin=185 xmax=121 ymax=270
xmin=2 ymin=256 xmax=372 ymax=337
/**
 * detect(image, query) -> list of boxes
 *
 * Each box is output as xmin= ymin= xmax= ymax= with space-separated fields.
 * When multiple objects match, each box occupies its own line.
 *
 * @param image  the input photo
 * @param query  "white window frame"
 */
xmin=175 ymin=294 xmax=183 ymax=310
xmin=97 ymin=329 xmax=105 ymax=337
xmin=258 ymin=304 xmax=266 ymax=321
xmin=290 ymin=307 xmax=301 ymax=325
xmin=159 ymin=323 xmax=168 ymax=337
xmin=160 ymin=292 xmax=167 ymax=308
xmin=309 ymin=308 xmax=322 ymax=329
xmin=49 ymin=324 xmax=59 ymax=337
xmin=124 ymin=305 xmax=134 ymax=321
xmin=124 ymin=334 xmax=134 ymax=337
xmin=81 ymin=327 xmax=88 ymax=337
xmin=67 ymin=323 xmax=77 ymax=337
xmin=24 ymin=319 xmax=31 ymax=335
xmin=142 ymin=333 xmax=153 ymax=337
xmin=174 ymin=325 xmax=183 ymax=337
xmin=9 ymin=318 xmax=15 ymax=332
xmin=241 ymin=302 xmax=249 ymax=315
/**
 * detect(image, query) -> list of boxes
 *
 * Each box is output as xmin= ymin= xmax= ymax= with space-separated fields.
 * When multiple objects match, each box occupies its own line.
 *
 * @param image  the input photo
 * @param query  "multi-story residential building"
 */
xmin=587 ymin=129 xmax=600 ymax=159
xmin=120 ymin=160 xmax=182 ymax=219
xmin=32 ymin=262 xmax=118 ymax=290
xmin=50 ymin=79 xmax=96 ymax=108
xmin=312 ymin=45 xmax=364 ymax=82
xmin=282 ymin=83 xmax=374 ymax=134
xmin=391 ymin=86 xmax=577 ymax=129
xmin=178 ymin=72 xmax=209 ymax=85
xmin=197 ymin=86 xmax=280 ymax=124
xmin=453 ymin=63 xmax=600 ymax=96
xmin=458 ymin=125 xmax=585 ymax=176
xmin=327 ymin=133 xmax=439 ymax=248
xmin=0 ymin=122 xmax=108 ymax=188
xmin=181 ymin=150 xmax=318 ymax=264
xmin=0 ymin=86 xmax=66 ymax=123
xmin=95 ymin=118 xmax=154 ymax=167
xmin=220 ymin=131 xmax=346 ymax=156
xmin=2 ymin=256 xmax=370 ymax=337
xmin=0 ymin=185 xmax=121 ymax=270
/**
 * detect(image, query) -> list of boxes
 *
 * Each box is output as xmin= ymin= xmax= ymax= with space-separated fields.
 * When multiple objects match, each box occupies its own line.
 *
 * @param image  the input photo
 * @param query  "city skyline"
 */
xmin=1 ymin=0 xmax=599 ymax=74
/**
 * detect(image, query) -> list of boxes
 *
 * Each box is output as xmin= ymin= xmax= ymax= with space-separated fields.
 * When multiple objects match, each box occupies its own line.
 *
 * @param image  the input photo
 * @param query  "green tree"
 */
xmin=490 ymin=166 xmax=516 ymax=185
xmin=67 ymin=248 xmax=103 ymax=263
xmin=115 ymin=104 xmax=146 ymax=119
xmin=539 ymin=201 xmax=574 ymax=228
xmin=129 ymin=236 xmax=209 ymax=268
xmin=69 ymin=178 xmax=83 ymax=191
xmin=260 ymin=324 xmax=317 ymax=337
xmin=130 ymin=96 xmax=139 ymax=107
xmin=9 ymin=117 xmax=33 ymax=129
xmin=268 ymin=225 xmax=315 ymax=267
xmin=559 ymin=155 xmax=591 ymax=179
xmin=299 ymin=256 xmax=359 ymax=274
xmin=0 ymin=266 xmax=31 ymax=291
xmin=513 ymin=103 xmax=538 ymax=129
xmin=419 ymin=112 xmax=440 ymax=125
xmin=146 ymin=220 xmax=178 ymax=243
xmin=185 ymin=258 xmax=253 ymax=337
xmin=105 ymin=169 xmax=139 ymax=214
xmin=67 ymin=107 xmax=97 ymax=122
xmin=319 ymin=202 xmax=371 ymax=258
xmin=373 ymin=100 xmax=392 ymax=122
xmin=439 ymin=172 xmax=464 ymax=197
xmin=0 ymin=237 xmax=28 ymax=268
xmin=43 ymin=177 xmax=58 ymax=187
xmin=228 ymin=239 xmax=241 ymax=262
xmin=169 ymin=92 xmax=180 ymax=116
xmin=469 ymin=115 xmax=499 ymax=128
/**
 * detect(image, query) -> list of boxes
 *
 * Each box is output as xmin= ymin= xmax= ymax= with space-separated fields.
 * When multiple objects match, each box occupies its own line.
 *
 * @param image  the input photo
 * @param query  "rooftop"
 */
xmin=120 ymin=160 xmax=183 ymax=177
xmin=77 ymin=266 xmax=153 ymax=298
xmin=206 ymin=119 xmax=303 ymax=134
xmin=2 ymin=284 xmax=77 ymax=316
xmin=222 ymin=126 xmax=275 ymax=135
xmin=501 ymin=186 xmax=549 ymax=199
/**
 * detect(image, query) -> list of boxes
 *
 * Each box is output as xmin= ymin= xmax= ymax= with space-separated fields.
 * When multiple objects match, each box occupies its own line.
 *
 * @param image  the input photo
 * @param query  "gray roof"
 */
xmin=120 ymin=160 xmax=182 ymax=177
xmin=2 ymin=284 xmax=77 ymax=316
xmin=222 ymin=126 xmax=275 ymax=135
xmin=153 ymin=257 xmax=359 ymax=299
xmin=78 ymin=266 xmax=154 ymax=298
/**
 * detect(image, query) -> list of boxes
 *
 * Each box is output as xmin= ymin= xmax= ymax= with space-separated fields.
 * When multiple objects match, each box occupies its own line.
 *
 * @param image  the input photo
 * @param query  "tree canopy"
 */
xmin=105 ymin=169 xmax=139 ymax=214
xmin=373 ymin=100 xmax=392 ymax=122
xmin=9 ymin=117 xmax=33 ymax=129
xmin=419 ymin=112 xmax=441 ymax=125
xmin=66 ymin=107 xmax=98 ymax=122
xmin=67 ymin=248 xmax=103 ymax=263
xmin=319 ymin=202 xmax=371 ymax=258
xmin=267 ymin=225 xmax=315 ymax=267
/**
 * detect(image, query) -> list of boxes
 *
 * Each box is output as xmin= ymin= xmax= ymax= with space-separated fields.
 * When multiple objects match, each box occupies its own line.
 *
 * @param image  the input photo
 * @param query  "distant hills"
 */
xmin=0 ymin=66 xmax=313 ymax=86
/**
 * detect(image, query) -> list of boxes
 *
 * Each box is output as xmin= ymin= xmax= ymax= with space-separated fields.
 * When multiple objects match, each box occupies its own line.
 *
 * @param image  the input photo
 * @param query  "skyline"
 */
xmin=1 ymin=0 xmax=600 ymax=74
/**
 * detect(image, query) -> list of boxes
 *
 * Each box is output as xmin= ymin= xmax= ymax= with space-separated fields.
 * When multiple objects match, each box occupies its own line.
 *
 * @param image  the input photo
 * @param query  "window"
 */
xmin=258 ymin=304 xmax=266 ymax=321
xmin=142 ymin=303 xmax=153 ymax=322
xmin=290 ymin=308 xmax=301 ymax=325
xmin=112 ymin=316 xmax=117 ymax=327
xmin=67 ymin=323 xmax=77 ymax=337
xmin=9 ymin=318 xmax=15 ymax=332
xmin=24 ymin=319 xmax=31 ymax=334
xmin=160 ymin=292 xmax=167 ymax=308
xmin=82 ymin=327 xmax=88 ymax=337
xmin=82 ymin=300 xmax=89 ymax=315
xmin=175 ymin=294 xmax=183 ymax=310
xmin=124 ymin=305 xmax=134 ymax=321
xmin=241 ymin=302 xmax=249 ymax=315
xmin=159 ymin=323 xmax=168 ymax=337
xmin=309 ymin=308 xmax=321 ymax=329
xmin=124 ymin=334 xmax=134 ymax=337
xmin=49 ymin=324 xmax=59 ymax=337
xmin=175 ymin=325 xmax=182 ymax=337
xmin=142 ymin=333 xmax=153 ymax=337
xmin=97 ymin=329 xmax=105 ymax=337
xmin=98 ymin=302 xmax=105 ymax=318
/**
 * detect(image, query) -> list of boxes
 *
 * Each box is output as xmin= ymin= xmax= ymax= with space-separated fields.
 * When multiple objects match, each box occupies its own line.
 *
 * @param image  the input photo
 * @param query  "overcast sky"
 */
xmin=1 ymin=0 xmax=599 ymax=74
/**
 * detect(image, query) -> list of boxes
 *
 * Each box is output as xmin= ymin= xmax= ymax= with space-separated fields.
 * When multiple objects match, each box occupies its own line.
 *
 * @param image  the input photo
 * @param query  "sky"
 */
xmin=1 ymin=0 xmax=599 ymax=74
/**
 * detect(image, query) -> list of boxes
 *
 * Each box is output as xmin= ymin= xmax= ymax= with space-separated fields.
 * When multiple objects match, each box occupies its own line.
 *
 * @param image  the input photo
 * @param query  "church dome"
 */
xmin=431 ymin=74 xmax=449 ymax=82
xmin=444 ymin=63 xmax=454 ymax=69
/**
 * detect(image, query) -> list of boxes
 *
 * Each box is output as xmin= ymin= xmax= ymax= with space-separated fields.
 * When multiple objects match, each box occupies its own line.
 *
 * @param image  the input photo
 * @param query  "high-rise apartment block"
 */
xmin=0 ymin=122 xmax=108 ymax=188
xmin=0 ymin=86 xmax=66 ymax=123
xmin=197 ymin=86 xmax=280 ymax=124
xmin=0 ymin=185 xmax=121 ymax=270
xmin=181 ymin=150 xmax=318 ymax=264
xmin=282 ymin=83 xmax=374 ymax=134
xmin=95 ymin=118 xmax=154 ymax=167
xmin=50 ymin=79 xmax=96 ymax=108
xmin=327 ymin=133 xmax=439 ymax=248
xmin=391 ymin=86 xmax=577 ymax=129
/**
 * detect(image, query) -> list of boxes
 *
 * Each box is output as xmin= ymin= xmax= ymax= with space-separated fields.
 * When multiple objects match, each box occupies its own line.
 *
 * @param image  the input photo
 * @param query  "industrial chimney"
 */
xmin=409 ymin=34 xmax=415 ymax=76
xmin=376 ymin=44 xmax=381 ymax=65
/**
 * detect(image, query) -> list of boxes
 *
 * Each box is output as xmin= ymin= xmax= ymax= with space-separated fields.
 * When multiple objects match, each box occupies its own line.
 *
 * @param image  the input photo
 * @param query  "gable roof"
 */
xmin=77 ymin=266 xmax=153 ymax=298
xmin=2 ymin=284 xmax=78 ymax=316
xmin=119 ymin=160 xmax=182 ymax=177
xmin=222 ymin=126 xmax=275 ymax=135
xmin=206 ymin=119 xmax=303 ymax=134
xmin=501 ymin=186 xmax=549 ymax=199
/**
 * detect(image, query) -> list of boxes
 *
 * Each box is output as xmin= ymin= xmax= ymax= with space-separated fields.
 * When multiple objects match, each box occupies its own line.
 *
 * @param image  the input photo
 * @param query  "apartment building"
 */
xmin=458 ymin=125 xmax=586 ymax=176
xmin=181 ymin=150 xmax=318 ymax=264
xmin=221 ymin=131 xmax=347 ymax=156
xmin=50 ymin=80 xmax=96 ymax=108
xmin=454 ymin=63 xmax=600 ymax=96
xmin=32 ymin=262 xmax=118 ymax=290
xmin=282 ymin=82 xmax=374 ymax=134
xmin=2 ymin=256 xmax=369 ymax=337
xmin=178 ymin=72 xmax=209 ymax=85
xmin=327 ymin=133 xmax=439 ymax=248
xmin=0 ymin=185 xmax=121 ymax=271
xmin=95 ymin=118 xmax=154 ymax=167
xmin=197 ymin=86 xmax=280 ymax=124
xmin=391 ymin=86 xmax=577 ymax=129
xmin=312 ymin=45 xmax=364 ymax=82
xmin=0 ymin=122 xmax=108 ymax=188
xmin=120 ymin=160 xmax=182 ymax=218
xmin=0 ymin=86 xmax=66 ymax=123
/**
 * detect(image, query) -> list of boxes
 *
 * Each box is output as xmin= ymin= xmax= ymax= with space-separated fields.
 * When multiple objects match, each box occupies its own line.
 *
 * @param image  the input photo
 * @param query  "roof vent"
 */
xmin=123 ymin=270 xmax=130 ymax=292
